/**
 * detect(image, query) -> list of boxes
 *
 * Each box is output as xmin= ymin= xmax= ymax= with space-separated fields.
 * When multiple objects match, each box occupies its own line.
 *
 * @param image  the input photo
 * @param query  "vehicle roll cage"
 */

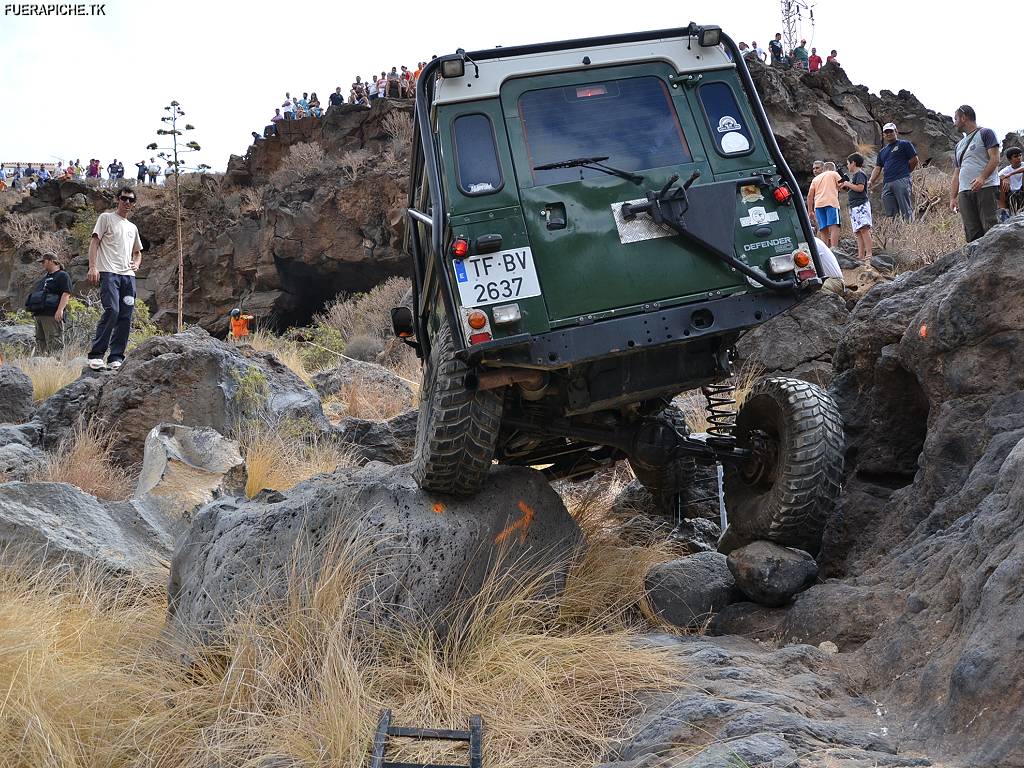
xmin=405 ymin=22 xmax=821 ymax=359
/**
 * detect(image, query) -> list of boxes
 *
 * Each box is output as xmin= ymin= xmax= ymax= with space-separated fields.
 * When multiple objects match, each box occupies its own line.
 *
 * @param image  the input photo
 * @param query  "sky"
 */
xmin=0 ymin=0 xmax=1018 ymax=172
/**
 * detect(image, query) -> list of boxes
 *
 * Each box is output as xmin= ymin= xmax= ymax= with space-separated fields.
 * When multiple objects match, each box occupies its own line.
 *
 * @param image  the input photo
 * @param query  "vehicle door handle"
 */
xmin=543 ymin=202 xmax=567 ymax=231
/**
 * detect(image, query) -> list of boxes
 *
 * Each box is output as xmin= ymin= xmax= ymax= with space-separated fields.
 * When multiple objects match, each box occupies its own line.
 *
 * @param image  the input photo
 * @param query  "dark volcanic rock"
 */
xmin=0 ymin=364 xmax=34 ymax=423
xmin=166 ymin=462 xmax=582 ymax=644
xmin=727 ymin=220 xmax=1024 ymax=766
xmin=334 ymin=409 xmax=416 ymax=465
xmin=645 ymin=551 xmax=738 ymax=629
xmin=727 ymin=540 xmax=818 ymax=607
xmin=735 ymin=290 xmax=849 ymax=385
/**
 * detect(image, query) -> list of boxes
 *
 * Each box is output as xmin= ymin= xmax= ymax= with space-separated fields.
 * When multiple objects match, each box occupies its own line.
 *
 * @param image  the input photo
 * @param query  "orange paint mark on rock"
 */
xmin=919 ymin=324 xmax=928 ymax=338
xmin=432 ymin=502 xmax=445 ymax=514
xmin=494 ymin=500 xmax=536 ymax=545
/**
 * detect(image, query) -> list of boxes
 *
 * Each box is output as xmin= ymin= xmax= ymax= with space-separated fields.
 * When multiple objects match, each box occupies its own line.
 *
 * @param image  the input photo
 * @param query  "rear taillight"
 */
xmin=773 ymin=185 xmax=792 ymax=204
xmin=469 ymin=332 xmax=492 ymax=345
xmin=451 ymin=237 xmax=469 ymax=258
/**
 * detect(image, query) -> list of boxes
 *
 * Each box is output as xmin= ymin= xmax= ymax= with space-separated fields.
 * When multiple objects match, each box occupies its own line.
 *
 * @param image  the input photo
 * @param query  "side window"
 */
xmin=452 ymin=113 xmax=503 ymax=196
xmin=698 ymin=82 xmax=754 ymax=157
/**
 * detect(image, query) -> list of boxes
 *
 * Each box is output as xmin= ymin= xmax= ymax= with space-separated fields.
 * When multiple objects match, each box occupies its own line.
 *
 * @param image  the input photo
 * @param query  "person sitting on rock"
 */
xmin=998 ymin=147 xmax=1024 ymax=221
xmin=826 ymin=49 xmax=839 ymax=66
xmin=308 ymin=92 xmax=322 ymax=118
xmin=228 ymin=308 xmax=254 ymax=341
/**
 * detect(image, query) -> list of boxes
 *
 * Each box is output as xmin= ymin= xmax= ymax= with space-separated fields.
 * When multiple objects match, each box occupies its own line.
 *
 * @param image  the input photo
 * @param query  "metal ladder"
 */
xmin=369 ymin=709 xmax=483 ymax=768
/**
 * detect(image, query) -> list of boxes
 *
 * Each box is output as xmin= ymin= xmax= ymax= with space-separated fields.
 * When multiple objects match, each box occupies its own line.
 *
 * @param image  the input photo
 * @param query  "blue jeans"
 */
xmin=88 ymin=272 xmax=136 ymax=362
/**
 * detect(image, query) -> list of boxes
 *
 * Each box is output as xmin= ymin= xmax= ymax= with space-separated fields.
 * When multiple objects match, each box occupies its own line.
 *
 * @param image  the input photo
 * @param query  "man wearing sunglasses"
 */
xmin=86 ymin=187 xmax=143 ymax=370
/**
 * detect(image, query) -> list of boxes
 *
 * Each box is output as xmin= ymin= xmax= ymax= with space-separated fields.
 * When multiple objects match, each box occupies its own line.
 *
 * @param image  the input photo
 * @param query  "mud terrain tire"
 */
xmin=629 ymin=405 xmax=697 ymax=512
xmin=723 ymin=377 xmax=843 ymax=555
xmin=412 ymin=318 xmax=503 ymax=496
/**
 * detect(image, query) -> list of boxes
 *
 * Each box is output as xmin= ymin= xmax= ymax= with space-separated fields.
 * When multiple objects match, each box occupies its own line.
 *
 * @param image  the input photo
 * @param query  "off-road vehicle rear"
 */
xmin=395 ymin=24 xmax=843 ymax=553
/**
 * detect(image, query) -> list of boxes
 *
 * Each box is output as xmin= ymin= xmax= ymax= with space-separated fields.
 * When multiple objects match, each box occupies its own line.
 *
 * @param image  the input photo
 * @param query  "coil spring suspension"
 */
xmin=702 ymin=382 xmax=737 ymax=443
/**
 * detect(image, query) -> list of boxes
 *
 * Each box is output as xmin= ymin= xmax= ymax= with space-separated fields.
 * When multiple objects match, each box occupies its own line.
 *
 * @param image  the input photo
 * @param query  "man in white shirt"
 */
xmin=86 ymin=187 xmax=143 ymax=370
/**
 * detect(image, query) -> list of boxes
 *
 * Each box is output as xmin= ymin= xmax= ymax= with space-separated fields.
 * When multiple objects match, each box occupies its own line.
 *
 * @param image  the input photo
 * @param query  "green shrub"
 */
xmin=286 ymin=322 xmax=346 ymax=372
xmin=70 ymin=211 xmax=99 ymax=254
xmin=343 ymin=334 xmax=383 ymax=362
xmin=1 ymin=308 xmax=33 ymax=326
xmin=128 ymin=300 xmax=159 ymax=349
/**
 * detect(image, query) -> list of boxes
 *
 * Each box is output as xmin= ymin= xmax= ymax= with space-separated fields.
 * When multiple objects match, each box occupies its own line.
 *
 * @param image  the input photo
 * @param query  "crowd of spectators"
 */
xmin=738 ymin=34 xmax=838 ymax=72
xmin=0 ymin=156 xmax=176 ymax=191
xmin=264 ymin=62 xmax=427 ymax=137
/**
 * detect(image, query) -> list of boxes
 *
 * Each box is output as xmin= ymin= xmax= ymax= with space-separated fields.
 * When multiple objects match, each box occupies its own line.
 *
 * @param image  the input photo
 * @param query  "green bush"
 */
xmin=1 ymin=308 xmax=33 ymax=326
xmin=128 ymin=300 xmax=160 ymax=349
xmin=70 ymin=211 xmax=99 ymax=255
xmin=285 ymin=322 xmax=346 ymax=372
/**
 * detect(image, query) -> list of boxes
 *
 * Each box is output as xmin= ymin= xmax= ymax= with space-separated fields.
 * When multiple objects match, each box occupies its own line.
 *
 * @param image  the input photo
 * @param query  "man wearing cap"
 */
xmin=27 ymin=253 xmax=72 ymax=354
xmin=869 ymin=123 xmax=918 ymax=220
xmin=951 ymin=104 xmax=1000 ymax=242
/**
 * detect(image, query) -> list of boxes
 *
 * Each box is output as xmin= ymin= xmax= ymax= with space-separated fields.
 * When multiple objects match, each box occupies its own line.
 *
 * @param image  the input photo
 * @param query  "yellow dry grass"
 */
xmin=0 ymin=503 xmax=683 ymax=767
xmin=239 ymin=418 xmax=359 ymax=498
xmin=13 ymin=355 xmax=81 ymax=402
xmin=247 ymin=328 xmax=313 ymax=385
xmin=677 ymin=361 xmax=764 ymax=435
xmin=31 ymin=420 xmax=135 ymax=501
xmin=324 ymin=380 xmax=414 ymax=423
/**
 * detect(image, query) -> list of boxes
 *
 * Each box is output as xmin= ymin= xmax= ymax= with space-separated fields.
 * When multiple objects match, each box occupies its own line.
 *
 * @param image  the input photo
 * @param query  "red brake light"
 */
xmin=576 ymin=85 xmax=608 ymax=98
xmin=469 ymin=332 xmax=492 ymax=345
xmin=452 ymin=238 xmax=469 ymax=258
xmin=773 ymin=185 xmax=792 ymax=204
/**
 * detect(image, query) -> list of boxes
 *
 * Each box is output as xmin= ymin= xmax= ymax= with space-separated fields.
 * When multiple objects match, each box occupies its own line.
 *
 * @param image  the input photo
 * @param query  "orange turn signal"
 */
xmin=793 ymin=251 xmax=811 ymax=268
xmin=467 ymin=310 xmax=488 ymax=330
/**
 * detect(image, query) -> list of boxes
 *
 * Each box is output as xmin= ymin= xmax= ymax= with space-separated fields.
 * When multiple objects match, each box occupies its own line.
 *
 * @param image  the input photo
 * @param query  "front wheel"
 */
xmin=723 ymin=377 xmax=844 ymax=555
xmin=411 ymin=318 xmax=503 ymax=496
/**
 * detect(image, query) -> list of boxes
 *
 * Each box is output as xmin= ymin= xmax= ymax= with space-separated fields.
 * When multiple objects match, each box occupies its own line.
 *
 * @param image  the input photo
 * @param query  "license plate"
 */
xmin=453 ymin=247 xmax=542 ymax=307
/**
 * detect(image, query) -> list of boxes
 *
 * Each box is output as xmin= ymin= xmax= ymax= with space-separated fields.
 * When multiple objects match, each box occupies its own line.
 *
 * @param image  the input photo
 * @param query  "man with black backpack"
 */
xmin=26 ymin=253 xmax=72 ymax=354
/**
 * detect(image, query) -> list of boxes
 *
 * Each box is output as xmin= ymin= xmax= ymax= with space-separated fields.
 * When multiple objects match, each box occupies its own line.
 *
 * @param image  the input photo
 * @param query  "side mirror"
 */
xmin=391 ymin=306 xmax=415 ymax=338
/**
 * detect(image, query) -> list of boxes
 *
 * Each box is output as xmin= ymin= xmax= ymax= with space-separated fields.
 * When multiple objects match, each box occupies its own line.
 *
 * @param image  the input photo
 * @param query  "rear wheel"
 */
xmin=723 ymin=377 xmax=843 ymax=555
xmin=411 ymin=318 xmax=503 ymax=496
xmin=629 ymin=405 xmax=697 ymax=513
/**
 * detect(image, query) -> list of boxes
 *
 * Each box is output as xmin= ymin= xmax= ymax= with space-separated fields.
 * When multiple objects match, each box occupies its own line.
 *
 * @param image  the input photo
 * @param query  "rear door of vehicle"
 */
xmin=500 ymin=63 xmax=747 ymax=323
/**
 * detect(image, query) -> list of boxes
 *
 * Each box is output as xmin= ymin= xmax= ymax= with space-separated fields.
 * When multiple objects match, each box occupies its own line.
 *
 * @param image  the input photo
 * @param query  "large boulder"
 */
xmin=718 ymin=220 xmax=1024 ymax=766
xmin=0 ymin=363 xmax=34 ymax=423
xmin=644 ymin=552 xmax=738 ymax=629
xmin=334 ymin=409 xmax=416 ymax=464
xmin=34 ymin=373 xmax=103 ymax=451
xmin=735 ymin=290 xmax=849 ymax=386
xmin=167 ymin=462 xmax=582 ymax=644
xmin=0 ymin=324 xmax=35 ymax=354
xmin=135 ymin=424 xmax=247 ymax=518
xmin=86 ymin=331 xmax=327 ymax=464
xmin=0 ymin=422 xmax=46 ymax=481
xmin=312 ymin=358 xmax=414 ymax=402
xmin=727 ymin=540 xmax=818 ymax=607
xmin=0 ymin=481 xmax=186 ymax=575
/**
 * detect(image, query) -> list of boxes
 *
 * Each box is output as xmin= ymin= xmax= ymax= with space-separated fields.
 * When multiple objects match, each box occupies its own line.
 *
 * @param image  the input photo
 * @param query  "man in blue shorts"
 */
xmin=868 ymin=122 xmax=918 ymax=220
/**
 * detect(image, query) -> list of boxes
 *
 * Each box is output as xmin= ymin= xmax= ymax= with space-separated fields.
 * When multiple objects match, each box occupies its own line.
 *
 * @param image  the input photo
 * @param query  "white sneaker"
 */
xmin=108 ymin=359 xmax=123 ymax=370
xmin=88 ymin=358 xmax=106 ymax=371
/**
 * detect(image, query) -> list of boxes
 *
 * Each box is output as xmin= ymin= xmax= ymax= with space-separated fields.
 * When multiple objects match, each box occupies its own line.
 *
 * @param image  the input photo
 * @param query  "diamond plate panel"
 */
xmin=610 ymin=199 xmax=676 ymax=244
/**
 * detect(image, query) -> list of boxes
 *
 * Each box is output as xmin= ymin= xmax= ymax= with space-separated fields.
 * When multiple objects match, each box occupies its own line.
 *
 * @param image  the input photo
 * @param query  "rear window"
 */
xmin=452 ymin=113 xmax=503 ymax=195
xmin=698 ymin=82 xmax=754 ymax=156
xmin=518 ymin=76 xmax=692 ymax=185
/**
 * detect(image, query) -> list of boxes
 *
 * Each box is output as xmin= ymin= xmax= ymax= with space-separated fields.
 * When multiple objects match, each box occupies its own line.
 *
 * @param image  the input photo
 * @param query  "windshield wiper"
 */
xmin=533 ymin=156 xmax=644 ymax=185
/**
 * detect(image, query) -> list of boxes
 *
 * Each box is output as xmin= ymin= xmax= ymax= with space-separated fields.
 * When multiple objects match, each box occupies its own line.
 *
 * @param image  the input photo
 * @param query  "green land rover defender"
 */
xmin=394 ymin=24 xmax=844 ymax=554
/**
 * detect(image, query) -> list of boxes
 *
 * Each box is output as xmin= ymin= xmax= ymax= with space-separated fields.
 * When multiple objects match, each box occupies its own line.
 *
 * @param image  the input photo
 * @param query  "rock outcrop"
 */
xmin=715 ymin=218 xmax=1024 ymax=767
xmin=167 ymin=462 xmax=582 ymax=644
xmin=34 ymin=331 xmax=326 ymax=464
xmin=0 ymin=481 xmax=185 ymax=575
xmin=749 ymin=60 xmax=960 ymax=184
xmin=0 ymin=363 xmax=34 ymax=423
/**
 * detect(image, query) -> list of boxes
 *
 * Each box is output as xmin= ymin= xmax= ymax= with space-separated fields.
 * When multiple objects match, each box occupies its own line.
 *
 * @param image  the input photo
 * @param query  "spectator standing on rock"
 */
xmin=808 ymin=47 xmax=822 ymax=72
xmin=793 ymin=39 xmax=809 ymax=70
xmin=27 ymin=253 xmax=72 ymax=354
xmin=807 ymin=161 xmax=843 ymax=248
xmin=330 ymin=86 xmax=345 ymax=109
xmin=999 ymin=147 xmax=1024 ymax=220
xmin=135 ymin=159 xmax=147 ymax=183
xmin=869 ymin=123 xmax=918 ymax=221
xmin=147 ymin=158 xmax=160 ymax=185
xmin=282 ymin=93 xmax=294 ymax=120
xmin=950 ymin=105 xmax=1000 ymax=242
xmin=86 ymin=187 xmax=142 ymax=371
xmin=840 ymin=152 xmax=872 ymax=264
xmin=750 ymin=41 xmax=767 ymax=63
xmin=769 ymin=33 xmax=783 ymax=66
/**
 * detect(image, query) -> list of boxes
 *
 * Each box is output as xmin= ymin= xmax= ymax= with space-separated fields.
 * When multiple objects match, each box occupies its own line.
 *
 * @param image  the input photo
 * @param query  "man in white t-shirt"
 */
xmin=998 ymin=147 xmax=1023 ymax=221
xmin=814 ymin=237 xmax=845 ymax=296
xmin=86 ymin=187 xmax=143 ymax=370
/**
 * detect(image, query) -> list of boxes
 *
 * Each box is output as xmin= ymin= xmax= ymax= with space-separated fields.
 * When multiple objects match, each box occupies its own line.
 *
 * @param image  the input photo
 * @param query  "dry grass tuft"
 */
xmin=0 ymin=501 xmax=682 ymax=767
xmin=270 ymin=142 xmax=332 ymax=186
xmin=677 ymin=361 xmax=764 ymax=434
xmin=239 ymin=418 xmax=358 ymax=497
xmin=31 ymin=420 xmax=135 ymax=501
xmin=13 ymin=355 xmax=82 ymax=402
xmin=317 ymin=276 xmax=411 ymax=345
xmin=338 ymin=148 xmax=371 ymax=182
xmin=324 ymin=379 xmax=414 ymax=423
xmin=247 ymin=328 xmax=312 ymax=384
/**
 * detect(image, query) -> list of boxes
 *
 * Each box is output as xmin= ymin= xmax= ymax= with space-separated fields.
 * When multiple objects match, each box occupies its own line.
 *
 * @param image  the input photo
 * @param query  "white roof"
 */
xmin=434 ymin=36 xmax=733 ymax=105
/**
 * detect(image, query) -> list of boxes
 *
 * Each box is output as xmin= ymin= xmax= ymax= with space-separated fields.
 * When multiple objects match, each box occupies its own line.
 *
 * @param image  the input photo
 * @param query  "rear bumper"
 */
xmin=463 ymin=289 xmax=804 ymax=368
